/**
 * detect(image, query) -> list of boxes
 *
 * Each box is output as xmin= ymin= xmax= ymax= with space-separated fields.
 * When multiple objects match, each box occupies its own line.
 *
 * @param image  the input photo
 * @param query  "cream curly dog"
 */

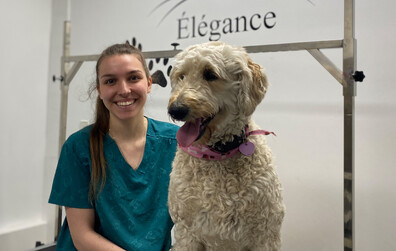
xmin=167 ymin=41 xmax=285 ymax=251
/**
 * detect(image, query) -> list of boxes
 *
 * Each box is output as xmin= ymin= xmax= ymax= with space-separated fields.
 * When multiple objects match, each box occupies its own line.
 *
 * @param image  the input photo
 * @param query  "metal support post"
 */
xmin=343 ymin=0 xmax=356 ymax=250
xmin=55 ymin=20 xmax=71 ymax=241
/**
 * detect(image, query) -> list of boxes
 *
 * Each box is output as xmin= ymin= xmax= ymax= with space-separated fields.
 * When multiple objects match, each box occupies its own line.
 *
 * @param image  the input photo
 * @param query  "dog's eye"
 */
xmin=179 ymin=74 xmax=185 ymax=81
xmin=203 ymin=69 xmax=218 ymax=82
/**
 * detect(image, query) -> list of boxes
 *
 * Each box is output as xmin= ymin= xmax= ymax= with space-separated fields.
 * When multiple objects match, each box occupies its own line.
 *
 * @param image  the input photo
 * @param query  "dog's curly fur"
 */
xmin=167 ymin=41 xmax=285 ymax=251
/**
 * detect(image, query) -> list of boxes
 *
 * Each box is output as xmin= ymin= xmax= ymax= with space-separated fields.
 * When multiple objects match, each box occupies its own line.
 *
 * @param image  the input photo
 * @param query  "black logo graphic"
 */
xmin=130 ymin=37 xmax=172 ymax=88
xmin=149 ymin=0 xmax=188 ymax=26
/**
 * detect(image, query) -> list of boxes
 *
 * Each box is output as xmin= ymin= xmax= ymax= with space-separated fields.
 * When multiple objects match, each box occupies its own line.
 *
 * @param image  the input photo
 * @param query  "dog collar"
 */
xmin=178 ymin=126 xmax=276 ymax=160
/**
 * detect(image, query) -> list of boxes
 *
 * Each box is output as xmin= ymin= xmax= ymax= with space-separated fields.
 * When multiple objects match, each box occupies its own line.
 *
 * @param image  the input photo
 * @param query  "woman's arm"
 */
xmin=65 ymin=207 xmax=125 ymax=251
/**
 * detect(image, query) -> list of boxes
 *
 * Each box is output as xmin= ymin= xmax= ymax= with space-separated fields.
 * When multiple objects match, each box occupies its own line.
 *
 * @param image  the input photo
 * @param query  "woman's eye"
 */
xmin=128 ymin=75 xmax=142 ymax=82
xmin=104 ymin=79 xmax=115 ymax=85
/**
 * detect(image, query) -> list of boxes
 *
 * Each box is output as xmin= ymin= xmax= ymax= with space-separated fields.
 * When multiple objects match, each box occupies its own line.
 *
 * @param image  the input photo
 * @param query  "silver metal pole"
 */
xmin=343 ymin=0 xmax=356 ymax=250
xmin=61 ymin=40 xmax=343 ymax=64
xmin=55 ymin=20 xmax=71 ymax=241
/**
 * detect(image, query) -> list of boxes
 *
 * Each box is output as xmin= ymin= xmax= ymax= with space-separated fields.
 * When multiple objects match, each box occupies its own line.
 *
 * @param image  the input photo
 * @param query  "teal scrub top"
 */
xmin=49 ymin=117 xmax=179 ymax=251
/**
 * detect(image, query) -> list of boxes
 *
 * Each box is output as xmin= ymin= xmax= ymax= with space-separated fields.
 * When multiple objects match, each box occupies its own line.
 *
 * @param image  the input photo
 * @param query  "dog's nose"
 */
xmin=168 ymin=103 xmax=190 ymax=121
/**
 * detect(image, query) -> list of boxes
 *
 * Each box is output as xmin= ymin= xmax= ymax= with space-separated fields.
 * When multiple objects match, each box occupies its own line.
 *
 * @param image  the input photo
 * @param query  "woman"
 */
xmin=49 ymin=42 xmax=178 ymax=251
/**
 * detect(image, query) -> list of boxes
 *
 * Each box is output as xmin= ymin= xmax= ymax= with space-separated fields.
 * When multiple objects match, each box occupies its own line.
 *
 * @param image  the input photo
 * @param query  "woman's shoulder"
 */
xmin=63 ymin=125 xmax=93 ymax=149
xmin=146 ymin=117 xmax=179 ymax=139
xmin=67 ymin=125 xmax=92 ymax=140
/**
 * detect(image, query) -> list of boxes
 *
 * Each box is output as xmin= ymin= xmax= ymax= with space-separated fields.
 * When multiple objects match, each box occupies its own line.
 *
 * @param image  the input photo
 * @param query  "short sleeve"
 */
xmin=48 ymin=131 xmax=93 ymax=209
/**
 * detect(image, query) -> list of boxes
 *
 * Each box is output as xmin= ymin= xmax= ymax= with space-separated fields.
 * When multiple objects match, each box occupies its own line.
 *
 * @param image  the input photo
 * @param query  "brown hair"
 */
xmin=89 ymin=42 xmax=150 ymax=201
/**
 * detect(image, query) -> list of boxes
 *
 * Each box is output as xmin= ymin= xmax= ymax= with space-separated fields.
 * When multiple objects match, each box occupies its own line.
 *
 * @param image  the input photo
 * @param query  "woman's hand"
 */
xmin=65 ymin=207 xmax=125 ymax=251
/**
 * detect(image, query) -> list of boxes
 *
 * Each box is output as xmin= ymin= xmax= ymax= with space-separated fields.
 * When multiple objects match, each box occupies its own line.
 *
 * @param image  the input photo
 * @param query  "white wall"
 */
xmin=1 ymin=0 xmax=395 ymax=251
xmin=0 ymin=0 xmax=52 ymax=250
xmin=43 ymin=0 xmax=71 ymax=246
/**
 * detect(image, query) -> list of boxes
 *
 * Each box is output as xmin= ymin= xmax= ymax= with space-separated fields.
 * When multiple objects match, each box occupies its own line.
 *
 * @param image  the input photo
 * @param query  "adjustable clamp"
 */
xmin=352 ymin=71 xmax=365 ymax=82
xmin=171 ymin=43 xmax=180 ymax=50
xmin=52 ymin=75 xmax=64 ymax=82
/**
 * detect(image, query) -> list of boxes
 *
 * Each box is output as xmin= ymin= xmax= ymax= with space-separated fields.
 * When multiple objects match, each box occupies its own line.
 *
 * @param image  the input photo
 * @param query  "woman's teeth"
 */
xmin=117 ymin=100 xmax=135 ymax=106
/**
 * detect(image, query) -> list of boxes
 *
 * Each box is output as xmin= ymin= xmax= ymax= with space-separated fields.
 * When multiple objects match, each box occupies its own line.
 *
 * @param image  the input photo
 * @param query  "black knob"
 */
xmin=52 ymin=75 xmax=64 ymax=82
xmin=352 ymin=71 xmax=365 ymax=82
xmin=171 ymin=43 xmax=180 ymax=50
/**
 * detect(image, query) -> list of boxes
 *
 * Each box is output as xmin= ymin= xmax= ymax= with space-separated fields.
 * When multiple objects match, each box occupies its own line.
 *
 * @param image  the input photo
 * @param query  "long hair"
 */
xmin=89 ymin=42 xmax=150 ymax=201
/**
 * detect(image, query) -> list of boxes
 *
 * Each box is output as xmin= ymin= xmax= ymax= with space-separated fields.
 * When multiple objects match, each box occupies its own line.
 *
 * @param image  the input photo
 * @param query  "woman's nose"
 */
xmin=118 ymin=80 xmax=131 ymax=95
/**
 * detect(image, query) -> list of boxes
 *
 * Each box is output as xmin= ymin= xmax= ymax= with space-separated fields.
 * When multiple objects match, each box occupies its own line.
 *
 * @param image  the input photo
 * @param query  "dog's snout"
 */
xmin=168 ymin=103 xmax=190 ymax=121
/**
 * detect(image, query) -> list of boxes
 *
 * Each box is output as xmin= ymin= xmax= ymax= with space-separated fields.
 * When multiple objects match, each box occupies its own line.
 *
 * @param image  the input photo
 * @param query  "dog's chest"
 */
xmin=171 ymin=151 xmax=271 ymax=222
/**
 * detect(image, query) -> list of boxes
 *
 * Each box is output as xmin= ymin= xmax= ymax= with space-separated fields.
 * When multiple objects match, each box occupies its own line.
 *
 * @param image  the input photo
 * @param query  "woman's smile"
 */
xmin=117 ymin=100 xmax=135 ymax=106
xmin=115 ymin=99 xmax=137 ymax=107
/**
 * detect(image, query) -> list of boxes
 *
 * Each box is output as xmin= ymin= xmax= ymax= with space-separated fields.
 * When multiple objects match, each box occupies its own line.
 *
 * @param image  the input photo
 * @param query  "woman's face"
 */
xmin=97 ymin=54 xmax=152 ymax=122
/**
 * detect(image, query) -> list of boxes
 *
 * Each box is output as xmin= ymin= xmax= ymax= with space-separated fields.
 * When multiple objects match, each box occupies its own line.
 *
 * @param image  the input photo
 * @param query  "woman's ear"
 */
xmin=147 ymin=76 xmax=152 ymax=93
xmin=97 ymin=84 xmax=102 ymax=99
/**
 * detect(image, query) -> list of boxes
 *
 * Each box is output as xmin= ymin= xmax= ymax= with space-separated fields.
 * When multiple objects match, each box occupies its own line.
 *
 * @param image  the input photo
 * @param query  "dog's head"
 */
xmin=168 ymin=41 xmax=269 ymax=147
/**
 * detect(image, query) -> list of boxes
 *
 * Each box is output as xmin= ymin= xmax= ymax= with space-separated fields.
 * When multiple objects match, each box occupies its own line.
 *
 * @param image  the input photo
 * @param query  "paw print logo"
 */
xmin=130 ymin=37 xmax=174 ymax=88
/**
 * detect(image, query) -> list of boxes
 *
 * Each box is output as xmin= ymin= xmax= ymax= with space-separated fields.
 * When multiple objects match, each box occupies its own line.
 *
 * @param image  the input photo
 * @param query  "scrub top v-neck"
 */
xmin=49 ymin=117 xmax=179 ymax=251
xmin=109 ymin=126 xmax=148 ymax=172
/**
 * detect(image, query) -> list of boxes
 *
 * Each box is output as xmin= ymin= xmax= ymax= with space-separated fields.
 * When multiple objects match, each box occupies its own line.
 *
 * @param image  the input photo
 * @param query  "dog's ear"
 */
xmin=240 ymin=58 xmax=268 ymax=116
